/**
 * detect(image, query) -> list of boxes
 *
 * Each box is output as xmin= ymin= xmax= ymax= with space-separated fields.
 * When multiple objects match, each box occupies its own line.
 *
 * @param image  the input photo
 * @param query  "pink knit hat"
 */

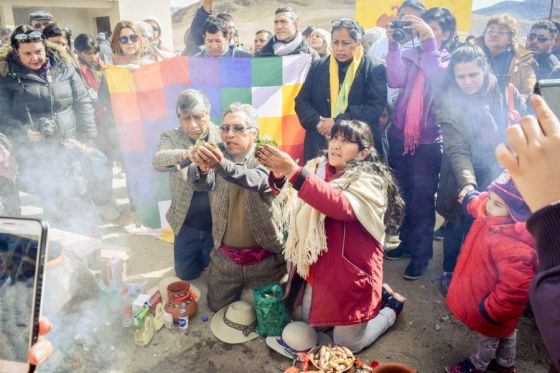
xmin=487 ymin=171 xmax=531 ymax=222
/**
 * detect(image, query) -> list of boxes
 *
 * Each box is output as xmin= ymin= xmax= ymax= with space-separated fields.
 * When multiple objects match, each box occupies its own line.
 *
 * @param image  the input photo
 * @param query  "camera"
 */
xmin=390 ymin=21 xmax=413 ymax=42
xmin=34 ymin=117 xmax=59 ymax=139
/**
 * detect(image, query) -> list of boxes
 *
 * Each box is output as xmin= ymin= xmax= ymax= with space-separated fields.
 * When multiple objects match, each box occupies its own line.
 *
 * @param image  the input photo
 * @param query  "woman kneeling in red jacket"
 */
xmin=445 ymin=172 xmax=537 ymax=373
xmin=256 ymin=119 xmax=405 ymax=353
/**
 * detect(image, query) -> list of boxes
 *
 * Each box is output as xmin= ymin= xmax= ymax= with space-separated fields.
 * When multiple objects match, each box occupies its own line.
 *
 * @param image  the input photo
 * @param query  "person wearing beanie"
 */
xmin=445 ymin=171 xmax=537 ymax=373
xmin=495 ymin=94 xmax=560 ymax=373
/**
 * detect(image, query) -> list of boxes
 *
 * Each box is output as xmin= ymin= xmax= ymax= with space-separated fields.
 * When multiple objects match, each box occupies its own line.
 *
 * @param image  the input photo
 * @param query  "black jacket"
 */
xmin=182 ymin=6 xmax=210 ymax=57
xmin=534 ymin=52 xmax=560 ymax=80
xmin=0 ymin=42 xmax=96 ymax=145
xmin=295 ymin=55 xmax=387 ymax=162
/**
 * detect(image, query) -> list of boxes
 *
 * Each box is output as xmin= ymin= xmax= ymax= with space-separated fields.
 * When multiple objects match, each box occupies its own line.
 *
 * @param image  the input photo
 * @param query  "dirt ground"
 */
xmin=32 ymin=174 xmax=550 ymax=373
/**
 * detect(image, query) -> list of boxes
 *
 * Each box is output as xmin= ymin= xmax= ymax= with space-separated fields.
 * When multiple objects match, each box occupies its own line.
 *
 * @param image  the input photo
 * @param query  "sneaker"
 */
xmin=386 ymin=291 xmax=407 ymax=316
xmin=100 ymin=202 xmax=120 ymax=221
xmin=384 ymin=234 xmax=400 ymax=249
xmin=441 ymin=271 xmax=453 ymax=297
xmin=384 ymin=246 xmax=411 ymax=261
xmin=487 ymin=360 xmax=516 ymax=373
xmin=403 ymin=261 xmax=428 ymax=280
xmin=445 ymin=359 xmax=484 ymax=373
xmin=381 ymin=283 xmax=393 ymax=305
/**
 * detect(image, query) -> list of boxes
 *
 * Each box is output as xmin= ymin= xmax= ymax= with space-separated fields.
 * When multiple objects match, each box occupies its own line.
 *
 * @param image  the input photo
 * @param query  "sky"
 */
xmin=170 ymin=0 xmax=198 ymax=8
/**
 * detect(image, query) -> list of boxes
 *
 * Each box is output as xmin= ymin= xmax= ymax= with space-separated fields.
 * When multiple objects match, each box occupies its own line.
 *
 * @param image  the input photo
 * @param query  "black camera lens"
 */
xmin=393 ymin=29 xmax=407 ymax=42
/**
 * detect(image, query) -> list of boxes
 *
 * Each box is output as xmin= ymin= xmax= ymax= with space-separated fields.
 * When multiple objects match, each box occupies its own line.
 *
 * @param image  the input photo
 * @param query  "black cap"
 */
xmin=29 ymin=11 xmax=54 ymax=23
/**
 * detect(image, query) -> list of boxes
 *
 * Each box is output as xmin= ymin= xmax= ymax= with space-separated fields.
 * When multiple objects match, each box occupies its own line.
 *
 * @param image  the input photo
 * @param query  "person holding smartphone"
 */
xmin=0 ymin=318 xmax=52 ymax=372
xmin=496 ymin=94 xmax=560 ymax=372
xmin=0 ymin=218 xmax=52 ymax=372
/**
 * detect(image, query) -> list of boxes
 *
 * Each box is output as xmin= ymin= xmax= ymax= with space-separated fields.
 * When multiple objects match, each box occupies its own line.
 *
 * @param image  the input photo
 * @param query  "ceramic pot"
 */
xmin=165 ymin=280 xmax=198 ymax=321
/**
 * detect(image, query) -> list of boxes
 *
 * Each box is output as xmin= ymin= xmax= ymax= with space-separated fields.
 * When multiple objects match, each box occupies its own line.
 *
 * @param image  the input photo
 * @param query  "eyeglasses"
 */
xmin=119 ymin=34 xmax=139 ymax=44
xmin=332 ymin=19 xmax=360 ymax=32
xmin=32 ymin=21 xmax=50 ymax=29
xmin=219 ymin=124 xmax=250 ymax=133
xmin=527 ymin=33 xmax=551 ymax=43
xmin=14 ymin=31 xmax=44 ymax=43
xmin=485 ymin=27 xmax=510 ymax=36
xmin=152 ymin=26 xmax=160 ymax=32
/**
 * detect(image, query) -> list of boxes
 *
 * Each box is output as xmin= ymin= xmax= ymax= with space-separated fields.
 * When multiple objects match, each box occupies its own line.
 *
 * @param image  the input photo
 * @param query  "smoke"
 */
xmin=14 ymin=137 xmax=110 ymax=236
xmin=38 ymin=236 xmax=132 ymax=372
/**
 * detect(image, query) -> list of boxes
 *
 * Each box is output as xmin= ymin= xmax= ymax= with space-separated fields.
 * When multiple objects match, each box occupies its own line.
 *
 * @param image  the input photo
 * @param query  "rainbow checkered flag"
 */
xmin=105 ymin=55 xmax=311 ymax=228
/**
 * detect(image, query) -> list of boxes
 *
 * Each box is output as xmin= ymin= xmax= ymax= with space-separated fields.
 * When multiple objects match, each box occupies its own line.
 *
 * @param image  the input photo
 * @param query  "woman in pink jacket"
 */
xmin=257 ymin=120 xmax=405 ymax=352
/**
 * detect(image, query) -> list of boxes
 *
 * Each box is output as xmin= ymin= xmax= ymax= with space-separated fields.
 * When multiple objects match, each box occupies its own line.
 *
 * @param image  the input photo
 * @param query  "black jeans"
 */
xmin=389 ymin=137 xmax=442 ymax=264
xmin=442 ymin=214 xmax=473 ymax=272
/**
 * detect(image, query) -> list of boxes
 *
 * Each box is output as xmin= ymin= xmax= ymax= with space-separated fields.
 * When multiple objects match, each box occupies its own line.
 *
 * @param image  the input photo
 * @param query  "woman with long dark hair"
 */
xmin=257 ymin=120 xmax=406 ymax=353
xmin=436 ymin=45 xmax=526 ymax=294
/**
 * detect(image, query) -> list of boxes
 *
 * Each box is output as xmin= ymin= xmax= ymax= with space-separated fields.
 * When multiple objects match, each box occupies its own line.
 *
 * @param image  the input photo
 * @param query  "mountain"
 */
xmin=473 ymin=0 xmax=558 ymax=19
xmin=171 ymin=0 xmax=355 ymax=51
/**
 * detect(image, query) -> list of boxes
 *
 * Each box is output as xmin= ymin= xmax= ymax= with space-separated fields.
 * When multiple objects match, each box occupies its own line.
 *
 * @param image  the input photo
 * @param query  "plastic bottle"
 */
xmin=177 ymin=303 xmax=189 ymax=333
xmin=164 ymin=312 xmax=174 ymax=330
xmin=121 ymin=287 xmax=133 ymax=328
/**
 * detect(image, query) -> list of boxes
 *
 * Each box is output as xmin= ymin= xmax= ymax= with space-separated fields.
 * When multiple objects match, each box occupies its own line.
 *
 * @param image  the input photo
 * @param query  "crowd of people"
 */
xmin=0 ymin=1 xmax=559 ymax=372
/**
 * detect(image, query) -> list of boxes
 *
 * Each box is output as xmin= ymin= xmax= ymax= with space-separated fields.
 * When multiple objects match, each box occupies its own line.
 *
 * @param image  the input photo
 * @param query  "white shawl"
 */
xmin=273 ymin=159 xmax=387 ymax=278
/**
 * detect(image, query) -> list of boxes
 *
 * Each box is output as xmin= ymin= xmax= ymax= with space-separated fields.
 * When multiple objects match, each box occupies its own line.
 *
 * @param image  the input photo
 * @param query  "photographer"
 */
xmin=384 ymin=8 xmax=456 ymax=280
xmin=0 ymin=25 xmax=97 ymax=224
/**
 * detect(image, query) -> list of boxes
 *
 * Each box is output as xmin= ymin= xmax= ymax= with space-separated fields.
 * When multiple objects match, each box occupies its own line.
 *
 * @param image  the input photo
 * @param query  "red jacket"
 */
xmin=274 ymin=164 xmax=383 ymax=327
xmin=447 ymin=192 xmax=537 ymax=338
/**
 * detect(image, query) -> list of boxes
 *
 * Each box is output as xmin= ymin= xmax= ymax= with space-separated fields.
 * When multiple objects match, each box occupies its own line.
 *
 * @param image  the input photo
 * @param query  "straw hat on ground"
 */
xmin=210 ymin=300 xmax=259 ymax=344
xmin=266 ymin=321 xmax=332 ymax=359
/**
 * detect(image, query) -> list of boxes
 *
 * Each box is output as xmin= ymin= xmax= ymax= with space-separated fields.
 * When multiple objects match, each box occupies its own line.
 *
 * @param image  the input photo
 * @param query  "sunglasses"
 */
xmin=14 ymin=31 xmax=44 ymax=43
xmin=152 ymin=26 xmax=160 ymax=32
xmin=32 ymin=21 xmax=50 ymax=29
xmin=219 ymin=124 xmax=250 ymax=134
xmin=119 ymin=34 xmax=139 ymax=44
xmin=332 ymin=19 xmax=360 ymax=31
xmin=527 ymin=33 xmax=551 ymax=43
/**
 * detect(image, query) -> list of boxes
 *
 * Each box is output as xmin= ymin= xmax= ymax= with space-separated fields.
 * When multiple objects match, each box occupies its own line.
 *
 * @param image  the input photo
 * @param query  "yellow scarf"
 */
xmin=329 ymin=45 xmax=364 ymax=118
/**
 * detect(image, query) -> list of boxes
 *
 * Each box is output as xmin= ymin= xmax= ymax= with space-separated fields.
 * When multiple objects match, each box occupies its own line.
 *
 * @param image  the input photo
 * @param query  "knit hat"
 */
xmin=29 ymin=11 xmax=53 ymax=23
xmin=487 ymin=171 xmax=531 ymax=222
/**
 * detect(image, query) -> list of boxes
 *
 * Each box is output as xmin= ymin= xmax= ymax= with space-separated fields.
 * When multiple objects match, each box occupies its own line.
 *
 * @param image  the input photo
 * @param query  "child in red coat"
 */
xmin=445 ymin=172 xmax=537 ymax=373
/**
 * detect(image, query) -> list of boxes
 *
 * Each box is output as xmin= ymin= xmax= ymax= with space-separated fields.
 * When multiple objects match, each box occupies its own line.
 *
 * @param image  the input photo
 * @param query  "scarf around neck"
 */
xmin=329 ymin=45 xmax=364 ymax=118
xmin=272 ymin=31 xmax=303 ymax=56
xmin=272 ymin=158 xmax=387 ymax=278
xmin=403 ymin=64 xmax=424 ymax=155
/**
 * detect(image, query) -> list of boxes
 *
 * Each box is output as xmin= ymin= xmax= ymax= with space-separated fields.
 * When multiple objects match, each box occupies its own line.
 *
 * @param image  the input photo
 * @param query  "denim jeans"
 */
xmin=174 ymin=225 xmax=213 ymax=280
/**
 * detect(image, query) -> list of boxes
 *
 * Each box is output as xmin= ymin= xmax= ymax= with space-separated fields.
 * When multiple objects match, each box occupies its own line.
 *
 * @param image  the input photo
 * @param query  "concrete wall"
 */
xmin=117 ymin=0 xmax=173 ymax=51
xmin=1 ymin=1 xmax=172 ymax=51
xmin=14 ymin=7 xmax=94 ymax=37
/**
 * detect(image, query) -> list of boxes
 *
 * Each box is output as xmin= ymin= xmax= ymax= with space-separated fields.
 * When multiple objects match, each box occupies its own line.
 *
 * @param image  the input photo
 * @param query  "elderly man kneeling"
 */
xmin=187 ymin=102 xmax=286 ymax=311
xmin=152 ymin=89 xmax=220 ymax=280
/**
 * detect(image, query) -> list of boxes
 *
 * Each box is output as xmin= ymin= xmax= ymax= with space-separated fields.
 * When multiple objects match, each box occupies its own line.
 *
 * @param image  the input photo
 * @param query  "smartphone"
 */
xmin=534 ymin=79 xmax=560 ymax=116
xmin=0 ymin=217 xmax=48 ymax=373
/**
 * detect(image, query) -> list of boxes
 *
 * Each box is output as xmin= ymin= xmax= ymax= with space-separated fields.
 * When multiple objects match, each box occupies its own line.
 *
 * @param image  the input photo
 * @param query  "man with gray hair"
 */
xmin=152 ymin=89 xmax=221 ymax=280
xmin=188 ymin=102 xmax=286 ymax=311
xmin=256 ymin=7 xmax=319 ymax=61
